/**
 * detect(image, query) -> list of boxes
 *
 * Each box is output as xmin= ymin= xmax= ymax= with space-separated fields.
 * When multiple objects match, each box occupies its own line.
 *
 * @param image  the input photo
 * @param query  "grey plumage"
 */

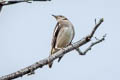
xmin=48 ymin=15 xmax=75 ymax=68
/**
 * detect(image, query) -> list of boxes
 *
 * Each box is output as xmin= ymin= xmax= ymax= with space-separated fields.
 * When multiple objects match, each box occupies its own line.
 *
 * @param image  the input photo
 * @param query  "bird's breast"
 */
xmin=56 ymin=26 xmax=74 ymax=48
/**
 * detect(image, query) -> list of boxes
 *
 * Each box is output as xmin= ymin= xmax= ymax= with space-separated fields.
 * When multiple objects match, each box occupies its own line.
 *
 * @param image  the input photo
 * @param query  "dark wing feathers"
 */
xmin=51 ymin=22 xmax=61 ymax=48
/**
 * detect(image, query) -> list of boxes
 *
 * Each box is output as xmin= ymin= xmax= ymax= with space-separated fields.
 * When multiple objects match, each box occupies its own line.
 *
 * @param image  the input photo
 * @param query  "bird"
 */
xmin=48 ymin=15 xmax=75 ymax=68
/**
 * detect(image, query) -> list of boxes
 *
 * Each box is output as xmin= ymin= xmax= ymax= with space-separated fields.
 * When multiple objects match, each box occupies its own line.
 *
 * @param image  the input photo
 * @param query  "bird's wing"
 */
xmin=51 ymin=22 xmax=61 ymax=49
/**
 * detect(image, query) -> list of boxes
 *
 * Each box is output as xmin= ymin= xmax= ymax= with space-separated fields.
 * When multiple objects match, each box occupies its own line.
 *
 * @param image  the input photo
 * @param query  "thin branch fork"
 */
xmin=0 ymin=18 xmax=104 ymax=80
xmin=76 ymin=34 xmax=106 ymax=55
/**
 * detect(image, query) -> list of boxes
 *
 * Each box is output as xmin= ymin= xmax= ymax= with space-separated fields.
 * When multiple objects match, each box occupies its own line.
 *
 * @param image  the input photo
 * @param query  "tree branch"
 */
xmin=76 ymin=34 xmax=106 ymax=55
xmin=0 ymin=18 xmax=104 ymax=80
xmin=0 ymin=0 xmax=51 ymax=5
xmin=0 ymin=0 xmax=51 ymax=13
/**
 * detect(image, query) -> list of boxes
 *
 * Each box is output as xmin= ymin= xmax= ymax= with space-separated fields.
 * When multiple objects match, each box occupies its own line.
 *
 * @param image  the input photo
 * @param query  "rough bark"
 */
xmin=0 ymin=18 xmax=105 ymax=80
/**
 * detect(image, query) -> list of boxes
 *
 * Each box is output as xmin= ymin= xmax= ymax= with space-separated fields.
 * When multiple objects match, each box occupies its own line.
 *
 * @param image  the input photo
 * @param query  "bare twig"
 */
xmin=0 ymin=0 xmax=51 ymax=5
xmin=0 ymin=0 xmax=51 ymax=13
xmin=95 ymin=18 xmax=97 ymax=25
xmin=75 ymin=34 xmax=106 ymax=55
xmin=75 ymin=47 xmax=83 ymax=55
xmin=75 ymin=18 xmax=104 ymax=55
xmin=0 ymin=18 xmax=104 ymax=80
xmin=79 ymin=34 xmax=106 ymax=55
xmin=89 ymin=18 xmax=104 ymax=38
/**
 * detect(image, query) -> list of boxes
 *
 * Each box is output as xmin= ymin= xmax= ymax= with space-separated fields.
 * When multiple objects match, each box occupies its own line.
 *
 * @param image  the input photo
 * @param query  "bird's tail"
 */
xmin=48 ymin=48 xmax=58 ymax=68
xmin=48 ymin=61 xmax=53 ymax=68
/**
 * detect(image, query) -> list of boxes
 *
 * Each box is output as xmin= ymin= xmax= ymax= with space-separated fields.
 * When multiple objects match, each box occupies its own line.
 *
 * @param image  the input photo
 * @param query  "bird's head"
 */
xmin=52 ymin=15 xmax=68 ymax=21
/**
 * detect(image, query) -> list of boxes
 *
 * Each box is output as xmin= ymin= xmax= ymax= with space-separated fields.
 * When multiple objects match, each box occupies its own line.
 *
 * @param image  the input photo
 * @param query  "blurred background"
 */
xmin=0 ymin=0 xmax=119 ymax=80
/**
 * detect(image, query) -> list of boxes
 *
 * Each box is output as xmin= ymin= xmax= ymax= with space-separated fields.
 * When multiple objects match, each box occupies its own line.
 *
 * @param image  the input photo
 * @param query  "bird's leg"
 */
xmin=55 ymin=47 xmax=65 ymax=51
xmin=55 ymin=47 xmax=65 ymax=62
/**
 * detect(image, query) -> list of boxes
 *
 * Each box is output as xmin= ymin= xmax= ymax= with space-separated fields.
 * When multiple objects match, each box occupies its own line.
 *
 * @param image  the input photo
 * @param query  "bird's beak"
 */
xmin=52 ymin=15 xmax=57 ymax=19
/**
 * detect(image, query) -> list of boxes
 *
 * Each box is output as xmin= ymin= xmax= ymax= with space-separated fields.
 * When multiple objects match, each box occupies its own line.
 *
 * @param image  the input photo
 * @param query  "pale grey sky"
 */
xmin=0 ymin=0 xmax=120 ymax=80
